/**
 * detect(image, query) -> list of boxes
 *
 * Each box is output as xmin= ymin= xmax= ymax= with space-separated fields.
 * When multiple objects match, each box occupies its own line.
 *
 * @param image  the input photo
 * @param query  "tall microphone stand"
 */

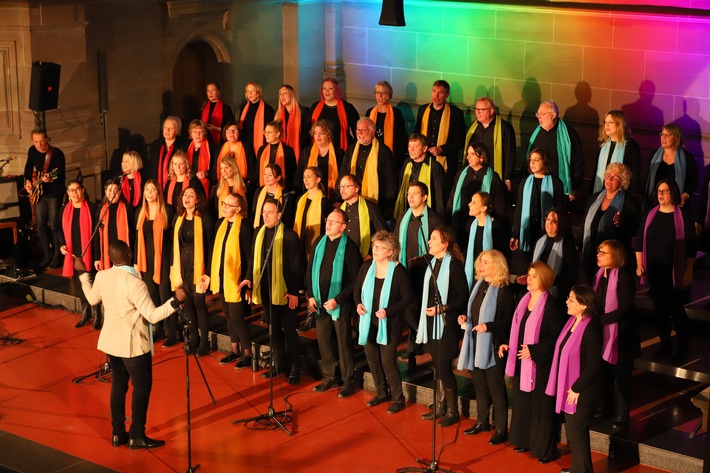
xmin=399 ymin=224 xmax=455 ymax=473
xmin=232 ymin=193 xmax=294 ymax=435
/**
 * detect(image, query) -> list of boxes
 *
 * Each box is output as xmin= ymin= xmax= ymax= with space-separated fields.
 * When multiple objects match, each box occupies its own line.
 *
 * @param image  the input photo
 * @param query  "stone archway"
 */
xmin=172 ymin=39 xmax=228 ymax=136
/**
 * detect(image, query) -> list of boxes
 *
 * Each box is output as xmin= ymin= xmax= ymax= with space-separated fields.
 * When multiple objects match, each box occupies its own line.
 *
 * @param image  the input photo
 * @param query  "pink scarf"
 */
xmin=506 ymin=291 xmax=548 ymax=392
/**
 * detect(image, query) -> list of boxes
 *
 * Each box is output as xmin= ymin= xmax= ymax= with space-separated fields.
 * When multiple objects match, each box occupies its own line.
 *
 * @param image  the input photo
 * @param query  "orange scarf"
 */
xmin=217 ymin=141 xmax=248 ymax=180
xmin=280 ymin=105 xmax=302 ymax=163
xmin=240 ymin=100 xmax=265 ymax=156
xmin=187 ymin=141 xmax=211 ymax=195
xmin=259 ymin=143 xmax=286 ymax=186
xmin=311 ymin=99 xmax=349 ymax=152
xmin=369 ymin=105 xmax=394 ymax=153
xmin=99 ymin=202 xmax=129 ymax=270
xmin=308 ymin=143 xmax=339 ymax=195
xmin=201 ymin=99 xmax=224 ymax=144
xmin=171 ymin=215 xmax=205 ymax=292
xmin=136 ymin=211 xmax=166 ymax=284
xmin=61 ymin=201 xmax=92 ymax=277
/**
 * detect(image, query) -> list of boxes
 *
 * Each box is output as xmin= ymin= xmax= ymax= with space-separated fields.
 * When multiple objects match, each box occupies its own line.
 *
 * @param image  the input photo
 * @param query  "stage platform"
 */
xmin=0 ymin=261 xmax=708 ymax=472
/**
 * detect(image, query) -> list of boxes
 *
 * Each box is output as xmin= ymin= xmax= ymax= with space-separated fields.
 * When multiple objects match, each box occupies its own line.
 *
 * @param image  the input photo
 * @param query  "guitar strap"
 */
xmin=43 ymin=147 xmax=53 ymax=173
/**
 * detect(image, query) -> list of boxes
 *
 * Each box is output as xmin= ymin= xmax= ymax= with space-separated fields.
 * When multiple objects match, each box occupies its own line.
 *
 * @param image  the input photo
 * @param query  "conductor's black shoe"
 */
xmin=92 ymin=310 xmax=103 ymax=330
xmin=128 ymin=436 xmax=165 ymax=449
xmin=219 ymin=352 xmax=239 ymax=364
xmin=367 ymin=393 xmax=391 ymax=407
xmin=489 ymin=430 xmax=508 ymax=445
xmin=463 ymin=422 xmax=491 ymax=436
xmin=111 ymin=433 xmax=128 ymax=447
xmin=75 ymin=307 xmax=92 ymax=328
xmin=162 ymin=338 xmax=178 ymax=348
xmin=312 ymin=378 xmax=340 ymax=392
xmin=560 ymin=469 xmax=571 ymax=473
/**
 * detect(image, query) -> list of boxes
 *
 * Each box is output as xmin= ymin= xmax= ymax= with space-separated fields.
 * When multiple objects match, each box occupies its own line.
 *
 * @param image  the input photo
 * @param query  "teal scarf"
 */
xmin=452 ymin=166 xmax=492 ymax=230
xmin=645 ymin=147 xmax=688 ymax=198
xmin=519 ymin=174 xmax=554 ymax=251
xmin=415 ymin=253 xmax=451 ymax=344
xmin=457 ymin=280 xmax=499 ymax=370
xmin=582 ymin=189 xmax=625 ymax=256
xmin=465 ymin=215 xmax=492 ymax=290
xmin=398 ymin=206 xmax=429 ymax=267
xmin=594 ymin=140 xmax=626 ymax=193
xmin=311 ymin=235 xmax=348 ymax=320
xmin=358 ymin=261 xmax=396 ymax=345
xmin=527 ymin=120 xmax=572 ymax=194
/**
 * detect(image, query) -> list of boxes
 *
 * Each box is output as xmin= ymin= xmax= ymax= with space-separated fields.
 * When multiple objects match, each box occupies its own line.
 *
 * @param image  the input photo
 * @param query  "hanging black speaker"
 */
xmin=97 ymin=51 xmax=109 ymax=113
xmin=29 ymin=61 xmax=61 ymax=111
xmin=379 ymin=0 xmax=405 ymax=27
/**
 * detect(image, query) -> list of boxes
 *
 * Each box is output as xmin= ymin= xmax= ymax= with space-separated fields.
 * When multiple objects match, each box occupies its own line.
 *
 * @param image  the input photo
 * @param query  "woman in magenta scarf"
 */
xmin=546 ymin=285 xmax=602 ymax=473
xmin=593 ymin=240 xmax=640 ymax=430
xmin=635 ymin=179 xmax=696 ymax=363
xmin=500 ymin=261 xmax=563 ymax=462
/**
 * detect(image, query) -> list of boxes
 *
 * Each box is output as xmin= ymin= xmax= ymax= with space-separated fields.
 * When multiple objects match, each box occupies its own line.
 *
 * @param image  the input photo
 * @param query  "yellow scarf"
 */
xmin=393 ymin=159 xmax=432 ymax=219
xmin=171 ymin=214 xmax=205 ymax=293
xmin=253 ymin=186 xmax=283 ymax=228
xmin=349 ymin=139 xmax=380 ymax=202
xmin=368 ymin=105 xmax=394 ymax=152
xmin=420 ymin=103 xmax=451 ymax=171
xmin=464 ymin=115 xmax=503 ymax=177
xmin=210 ymin=217 xmax=242 ymax=302
xmin=341 ymin=197 xmax=371 ymax=258
xmin=308 ymin=143 xmax=339 ymax=196
xmin=294 ymin=190 xmax=324 ymax=260
xmin=252 ymin=223 xmax=287 ymax=305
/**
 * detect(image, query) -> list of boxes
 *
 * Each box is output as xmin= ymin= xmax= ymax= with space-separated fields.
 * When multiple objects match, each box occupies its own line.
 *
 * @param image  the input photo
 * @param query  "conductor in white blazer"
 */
xmin=76 ymin=240 xmax=187 ymax=449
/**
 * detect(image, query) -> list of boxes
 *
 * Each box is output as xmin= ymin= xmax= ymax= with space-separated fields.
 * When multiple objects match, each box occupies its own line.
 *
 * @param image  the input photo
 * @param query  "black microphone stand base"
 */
xmin=231 ymin=405 xmax=293 ymax=435
xmin=398 ymin=458 xmax=457 ymax=473
xmin=186 ymin=465 xmax=200 ymax=473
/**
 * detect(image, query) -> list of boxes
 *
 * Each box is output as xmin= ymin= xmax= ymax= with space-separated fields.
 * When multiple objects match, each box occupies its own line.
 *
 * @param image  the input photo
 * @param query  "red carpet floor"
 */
xmin=0 ymin=301 xmax=670 ymax=473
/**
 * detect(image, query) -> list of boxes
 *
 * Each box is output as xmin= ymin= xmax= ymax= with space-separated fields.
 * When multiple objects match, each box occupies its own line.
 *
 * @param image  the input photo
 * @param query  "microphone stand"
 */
xmin=399 ymin=223 xmax=455 ymax=473
xmin=232 ymin=193 xmax=294 ymax=435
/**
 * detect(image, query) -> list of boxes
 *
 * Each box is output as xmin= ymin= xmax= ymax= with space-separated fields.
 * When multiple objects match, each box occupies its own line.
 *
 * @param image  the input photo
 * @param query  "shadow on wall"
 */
xmin=108 ymin=127 xmax=147 ymax=176
xmin=394 ymin=81 xmax=418 ymax=135
xmin=564 ymin=81 xmax=600 ymax=198
xmin=511 ymin=77 xmax=542 ymax=172
xmin=621 ymin=80 xmax=665 ymax=170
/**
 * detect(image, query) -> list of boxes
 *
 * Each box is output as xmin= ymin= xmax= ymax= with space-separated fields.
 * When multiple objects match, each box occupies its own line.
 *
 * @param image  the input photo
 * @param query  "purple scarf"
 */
xmin=593 ymin=268 xmax=619 ymax=365
xmin=505 ymin=291 xmax=548 ymax=392
xmin=641 ymin=205 xmax=685 ymax=288
xmin=545 ymin=315 xmax=592 ymax=414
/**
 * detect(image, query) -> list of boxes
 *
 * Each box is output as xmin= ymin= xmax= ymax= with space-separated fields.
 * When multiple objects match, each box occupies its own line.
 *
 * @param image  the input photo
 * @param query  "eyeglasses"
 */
xmin=225 ymin=129 xmax=238 ymax=134
xmin=67 ymin=188 xmax=83 ymax=194
xmin=605 ymin=175 xmax=621 ymax=182
xmin=262 ymin=210 xmax=278 ymax=216
xmin=657 ymin=189 xmax=671 ymax=195
xmin=474 ymin=107 xmax=492 ymax=112
xmin=535 ymin=111 xmax=554 ymax=118
xmin=371 ymin=244 xmax=390 ymax=252
xmin=659 ymin=132 xmax=673 ymax=138
xmin=597 ymin=250 xmax=610 ymax=256
xmin=339 ymin=184 xmax=355 ymax=189
xmin=326 ymin=218 xmax=344 ymax=225
xmin=374 ymin=91 xmax=388 ymax=96
xmin=221 ymin=201 xmax=239 ymax=209
xmin=355 ymin=128 xmax=372 ymax=134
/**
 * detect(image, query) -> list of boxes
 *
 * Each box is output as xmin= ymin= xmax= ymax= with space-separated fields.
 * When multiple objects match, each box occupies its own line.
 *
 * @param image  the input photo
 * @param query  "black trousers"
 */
xmin=142 ymin=269 xmax=175 ymax=339
xmin=183 ymin=285 xmax=208 ymax=348
xmin=315 ymin=307 xmax=354 ymax=385
xmin=564 ymin=391 xmax=597 ymax=473
xmin=220 ymin=295 xmax=251 ymax=352
xmin=364 ymin=337 xmax=403 ymax=403
xmin=471 ymin=355 xmax=509 ymax=432
xmin=601 ymin=356 xmax=633 ymax=421
xmin=108 ymin=352 xmax=152 ymax=439
xmin=650 ymin=287 xmax=690 ymax=349
xmin=34 ymin=196 xmax=61 ymax=260
xmin=264 ymin=304 xmax=301 ymax=371
xmin=403 ymin=304 xmax=424 ymax=356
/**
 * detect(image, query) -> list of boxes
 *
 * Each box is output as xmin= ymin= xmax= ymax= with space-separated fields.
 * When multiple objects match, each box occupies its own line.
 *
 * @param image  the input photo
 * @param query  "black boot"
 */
xmin=439 ymin=388 xmax=460 ymax=427
xmin=421 ymin=381 xmax=446 ymax=420
xmin=93 ymin=305 xmax=103 ymax=330
xmin=297 ymin=312 xmax=316 ymax=332
xmin=75 ymin=306 xmax=92 ymax=328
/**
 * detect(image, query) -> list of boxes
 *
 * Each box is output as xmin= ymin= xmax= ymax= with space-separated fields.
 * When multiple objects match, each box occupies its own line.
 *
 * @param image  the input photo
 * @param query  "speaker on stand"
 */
xmin=28 ymin=61 xmax=61 ymax=131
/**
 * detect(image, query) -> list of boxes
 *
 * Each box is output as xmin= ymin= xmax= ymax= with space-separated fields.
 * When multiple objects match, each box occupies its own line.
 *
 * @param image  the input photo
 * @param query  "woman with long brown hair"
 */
xmin=295 ymin=119 xmax=342 ymax=200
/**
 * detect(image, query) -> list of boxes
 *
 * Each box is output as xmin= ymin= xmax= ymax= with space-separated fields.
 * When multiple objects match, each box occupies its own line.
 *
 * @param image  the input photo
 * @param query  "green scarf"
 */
xmin=527 ymin=120 xmax=572 ymax=194
xmin=311 ymin=235 xmax=348 ymax=320
xmin=397 ymin=206 xmax=429 ymax=267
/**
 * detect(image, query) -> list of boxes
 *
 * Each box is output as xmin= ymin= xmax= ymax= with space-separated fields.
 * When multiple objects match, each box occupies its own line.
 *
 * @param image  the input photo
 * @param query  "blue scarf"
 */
xmin=527 ymin=120 xmax=572 ymax=194
xmin=311 ymin=235 xmax=348 ymax=320
xmin=645 ymin=147 xmax=688 ymax=198
xmin=452 ymin=166 xmax=492 ymax=230
xmin=519 ymin=174 xmax=554 ymax=251
xmin=358 ymin=261 xmax=396 ymax=345
xmin=533 ymin=235 xmax=564 ymax=298
xmin=593 ymin=140 xmax=626 ymax=193
xmin=457 ymin=280 xmax=500 ymax=370
xmin=582 ymin=189 xmax=625 ymax=256
xmin=415 ymin=253 xmax=451 ymax=344
xmin=465 ymin=215 xmax=492 ymax=290
xmin=398 ymin=207 xmax=429 ymax=267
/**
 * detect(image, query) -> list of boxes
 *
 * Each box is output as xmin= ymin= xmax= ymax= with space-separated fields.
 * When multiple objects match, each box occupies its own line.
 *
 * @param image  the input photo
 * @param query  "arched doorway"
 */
xmin=172 ymin=40 xmax=227 ymax=136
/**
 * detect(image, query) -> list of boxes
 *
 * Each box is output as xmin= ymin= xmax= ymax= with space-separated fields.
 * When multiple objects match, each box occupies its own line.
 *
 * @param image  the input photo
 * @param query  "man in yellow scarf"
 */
xmin=415 ymin=80 xmax=466 ymax=186
xmin=339 ymin=174 xmax=388 ymax=259
xmin=393 ymin=133 xmax=447 ymax=219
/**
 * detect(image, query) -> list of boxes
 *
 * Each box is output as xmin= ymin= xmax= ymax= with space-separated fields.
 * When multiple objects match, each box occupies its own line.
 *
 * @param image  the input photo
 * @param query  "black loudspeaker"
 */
xmin=379 ymin=0 xmax=405 ymax=27
xmin=28 ymin=61 xmax=61 ymax=111
xmin=97 ymin=51 xmax=109 ymax=113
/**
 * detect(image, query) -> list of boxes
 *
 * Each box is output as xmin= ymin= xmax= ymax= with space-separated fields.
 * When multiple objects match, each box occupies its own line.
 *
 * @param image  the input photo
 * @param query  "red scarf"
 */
xmin=201 ymin=100 xmax=224 ymax=144
xmin=240 ymin=100 xmax=266 ymax=156
xmin=157 ymin=142 xmax=176 ymax=189
xmin=259 ymin=143 xmax=285 ymax=186
xmin=121 ymin=172 xmax=142 ymax=207
xmin=217 ymin=142 xmax=248 ymax=180
xmin=187 ymin=141 xmax=211 ymax=196
xmin=61 ymin=201 xmax=92 ymax=277
xmin=311 ymin=99 xmax=349 ymax=152
xmin=280 ymin=105 xmax=302 ymax=163
xmin=99 ymin=202 xmax=129 ymax=270
xmin=136 ymin=211 xmax=165 ymax=284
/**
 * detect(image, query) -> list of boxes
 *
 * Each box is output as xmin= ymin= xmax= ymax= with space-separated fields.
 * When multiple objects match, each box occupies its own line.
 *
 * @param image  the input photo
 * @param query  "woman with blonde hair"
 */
xmin=216 ymin=121 xmax=249 ymax=186
xmin=185 ymin=119 xmax=218 ymax=196
xmin=294 ymin=166 xmax=331 ymax=262
xmin=295 ymin=119 xmax=343 ymax=199
xmin=211 ymin=155 xmax=246 ymax=220
xmin=240 ymin=81 xmax=274 ymax=156
xmin=252 ymin=163 xmax=295 ymax=228
xmin=644 ymin=123 xmax=697 ymax=208
xmin=163 ymin=150 xmax=203 ymax=209
xmin=594 ymin=110 xmax=641 ymax=194
xmin=458 ymin=249 xmax=514 ymax=445
xmin=120 ymin=150 xmax=144 ymax=210
xmin=275 ymin=84 xmax=309 ymax=163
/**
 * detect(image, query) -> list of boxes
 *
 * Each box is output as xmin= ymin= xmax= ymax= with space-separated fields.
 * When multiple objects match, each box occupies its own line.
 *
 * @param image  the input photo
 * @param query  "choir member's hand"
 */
xmin=498 ymin=344 xmax=509 ymax=358
xmin=568 ymin=192 xmax=576 ymax=202
xmin=356 ymin=303 xmax=367 ymax=316
xmin=60 ymin=245 xmax=68 ymax=256
xmin=516 ymin=274 xmax=528 ymax=285
xmin=94 ymin=261 xmax=102 ymax=271
xmin=683 ymin=268 xmax=693 ymax=288
xmin=239 ymin=280 xmax=252 ymax=290
xmin=174 ymin=285 xmax=187 ymax=303
xmin=73 ymin=257 xmax=87 ymax=273
xmin=566 ymin=388 xmax=580 ymax=405
xmin=196 ymin=170 xmax=207 ymax=180
xmin=505 ymin=180 xmax=512 ymax=192
xmin=199 ymin=275 xmax=210 ymax=292
xmin=457 ymin=315 xmax=467 ymax=326
xmin=429 ymin=146 xmax=443 ymax=157
xmin=680 ymin=193 xmax=689 ymax=207
xmin=425 ymin=306 xmax=438 ymax=317
xmin=283 ymin=293 xmax=299 ymax=309
xmin=308 ymin=297 xmax=318 ymax=313
xmin=24 ymin=180 xmax=32 ymax=193
xmin=636 ymin=263 xmax=645 ymax=278
xmin=696 ymin=222 xmax=702 ymax=237
xmin=323 ymin=298 xmax=338 ymax=311
xmin=509 ymin=238 xmax=519 ymax=251
xmin=375 ymin=308 xmax=387 ymax=319
xmin=473 ymin=323 xmax=487 ymax=333
xmin=363 ymin=254 xmax=372 ymax=261
xmin=518 ymin=344 xmax=531 ymax=360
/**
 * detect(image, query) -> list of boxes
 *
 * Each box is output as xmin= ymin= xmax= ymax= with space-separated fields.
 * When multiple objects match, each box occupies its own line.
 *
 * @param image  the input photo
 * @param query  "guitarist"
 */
xmin=23 ymin=129 xmax=66 ymax=269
